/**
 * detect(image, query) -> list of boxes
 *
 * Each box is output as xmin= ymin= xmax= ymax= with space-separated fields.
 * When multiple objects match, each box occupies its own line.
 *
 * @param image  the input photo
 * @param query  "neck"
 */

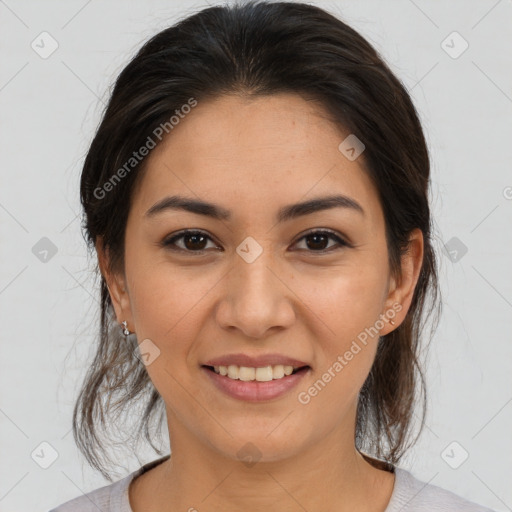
xmin=130 ymin=412 xmax=395 ymax=512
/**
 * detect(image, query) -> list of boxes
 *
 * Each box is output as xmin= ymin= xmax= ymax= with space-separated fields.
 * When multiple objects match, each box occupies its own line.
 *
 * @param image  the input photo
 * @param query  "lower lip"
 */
xmin=201 ymin=366 xmax=310 ymax=402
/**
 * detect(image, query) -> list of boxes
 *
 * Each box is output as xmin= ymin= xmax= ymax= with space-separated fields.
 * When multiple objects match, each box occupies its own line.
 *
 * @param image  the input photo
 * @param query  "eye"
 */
xmin=162 ymin=228 xmax=350 ymax=255
xmin=293 ymin=229 xmax=350 ymax=253
xmin=162 ymin=230 xmax=220 ymax=253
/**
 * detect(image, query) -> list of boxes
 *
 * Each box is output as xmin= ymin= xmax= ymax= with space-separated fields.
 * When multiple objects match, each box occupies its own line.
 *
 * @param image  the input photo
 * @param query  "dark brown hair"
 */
xmin=75 ymin=0 xmax=441 ymax=480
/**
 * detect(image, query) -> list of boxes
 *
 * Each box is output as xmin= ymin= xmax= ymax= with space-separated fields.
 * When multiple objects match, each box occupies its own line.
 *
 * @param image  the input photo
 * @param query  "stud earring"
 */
xmin=121 ymin=320 xmax=130 ymax=337
xmin=389 ymin=319 xmax=396 ymax=326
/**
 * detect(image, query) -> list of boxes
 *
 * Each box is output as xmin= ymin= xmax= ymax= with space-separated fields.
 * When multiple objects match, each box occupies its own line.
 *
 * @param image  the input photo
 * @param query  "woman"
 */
xmin=50 ymin=1 xmax=496 ymax=510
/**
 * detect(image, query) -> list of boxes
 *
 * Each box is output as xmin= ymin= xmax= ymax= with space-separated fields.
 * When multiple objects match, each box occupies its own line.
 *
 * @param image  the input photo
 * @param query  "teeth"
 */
xmin=212 ymin=364 xmax=299 ymax=381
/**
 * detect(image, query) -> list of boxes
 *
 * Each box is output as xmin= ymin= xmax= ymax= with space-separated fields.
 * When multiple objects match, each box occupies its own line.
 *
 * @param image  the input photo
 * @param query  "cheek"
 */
xmin=125 ymin=260 xmax=213 ymax=408
xmin=294 ymin=262 xmax=388 ymax=404
xmin=298 ymin=273 xmax=385 ymax=414
xmin=123 ymin=217 xmax=218 ymax=334
xmin=126 ymin=255 xmax=218 ymax=354
xmin=300 ymin=262 xmax=388 ymax=341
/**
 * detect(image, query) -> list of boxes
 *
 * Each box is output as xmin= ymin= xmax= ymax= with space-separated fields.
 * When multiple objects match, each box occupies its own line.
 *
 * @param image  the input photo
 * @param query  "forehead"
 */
xmin=133 ymin=93 xmax=382 ymax=226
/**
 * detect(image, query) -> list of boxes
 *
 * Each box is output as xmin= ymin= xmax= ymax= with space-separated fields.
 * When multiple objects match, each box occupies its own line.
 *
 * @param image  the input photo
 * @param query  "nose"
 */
xmin=215 ymin=249 xmax=296 ymax=339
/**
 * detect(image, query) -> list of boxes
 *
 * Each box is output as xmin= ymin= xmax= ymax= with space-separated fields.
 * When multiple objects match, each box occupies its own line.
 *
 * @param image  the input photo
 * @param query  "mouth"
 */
xmin=200 ymin=363 xmax=311 ymax=402
xmin=202 ymin=364 xmax=310 ymax=381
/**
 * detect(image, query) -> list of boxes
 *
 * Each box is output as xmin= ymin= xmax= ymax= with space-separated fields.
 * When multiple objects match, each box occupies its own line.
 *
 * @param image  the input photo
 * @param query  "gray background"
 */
xmin=0 ymin=0 xmax=511 ymax=510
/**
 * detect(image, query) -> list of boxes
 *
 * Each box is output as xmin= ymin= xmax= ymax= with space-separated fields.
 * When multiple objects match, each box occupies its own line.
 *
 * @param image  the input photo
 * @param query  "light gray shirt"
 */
xmin=49 ymin=455 xmax=496 ymax=511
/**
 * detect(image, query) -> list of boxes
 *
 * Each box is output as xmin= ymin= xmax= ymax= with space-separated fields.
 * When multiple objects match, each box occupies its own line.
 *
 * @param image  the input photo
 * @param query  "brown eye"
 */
xmin=293 ymin=230 xmax=349 ymax=252
xmin=163 ymin=230 xmax=218 ymax=253
xmin=162 ymin=228 xmax=350 ymax=255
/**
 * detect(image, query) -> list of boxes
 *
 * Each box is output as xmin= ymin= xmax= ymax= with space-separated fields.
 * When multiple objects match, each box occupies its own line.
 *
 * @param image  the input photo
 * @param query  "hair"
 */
xmin=75 ymin=0 xmax=441 ymax=481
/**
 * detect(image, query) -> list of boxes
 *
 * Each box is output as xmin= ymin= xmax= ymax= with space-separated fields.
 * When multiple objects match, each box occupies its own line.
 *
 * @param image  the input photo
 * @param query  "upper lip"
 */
xmin=203 ymin=353 xmax=310 ymax=369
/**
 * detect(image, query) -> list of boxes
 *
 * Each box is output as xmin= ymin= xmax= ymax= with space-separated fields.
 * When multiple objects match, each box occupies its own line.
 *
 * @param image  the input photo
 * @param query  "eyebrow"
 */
xmin=145 ymin=194 xmax=365 ymax=223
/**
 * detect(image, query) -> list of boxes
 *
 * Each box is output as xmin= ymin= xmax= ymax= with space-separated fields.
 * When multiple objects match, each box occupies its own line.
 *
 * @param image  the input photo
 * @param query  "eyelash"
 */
xmin=161 ymin=229 xmax=351 ymax=255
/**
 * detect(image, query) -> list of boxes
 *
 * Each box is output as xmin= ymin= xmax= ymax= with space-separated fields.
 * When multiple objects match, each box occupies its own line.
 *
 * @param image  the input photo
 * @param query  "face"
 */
xmin=101 ymin=93 xmax=423 ymax=463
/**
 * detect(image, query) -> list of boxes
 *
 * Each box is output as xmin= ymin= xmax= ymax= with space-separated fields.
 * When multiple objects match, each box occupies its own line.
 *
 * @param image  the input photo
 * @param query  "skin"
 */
xmin=97 ymin=93 xmax=424 ymax=512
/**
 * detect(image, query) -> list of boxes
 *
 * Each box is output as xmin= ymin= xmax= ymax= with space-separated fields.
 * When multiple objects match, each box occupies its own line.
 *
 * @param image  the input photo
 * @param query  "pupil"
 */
xmin=185 ymin=233 xmax=206 ymax=250
xmin=306 ymin=233 xmax=327 ymax=250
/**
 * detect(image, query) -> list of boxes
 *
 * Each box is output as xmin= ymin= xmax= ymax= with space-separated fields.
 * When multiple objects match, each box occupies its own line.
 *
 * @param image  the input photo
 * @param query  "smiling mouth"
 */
xmin=202 ymin=364 xmax=310 ymax=382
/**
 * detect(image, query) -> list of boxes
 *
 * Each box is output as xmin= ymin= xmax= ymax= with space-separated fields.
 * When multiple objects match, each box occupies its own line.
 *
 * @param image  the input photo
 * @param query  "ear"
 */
xmin=380 ymin=228 xmax=424 ymax=335
xmin=95 ymin=236 xmax=134 ymax=332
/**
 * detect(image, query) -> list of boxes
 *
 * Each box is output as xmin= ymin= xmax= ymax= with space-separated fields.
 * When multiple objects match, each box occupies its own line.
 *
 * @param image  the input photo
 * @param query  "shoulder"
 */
xmin=48 ymin=473 xmax=132 ymax=512
xmin=49 ymin=455 xmax=171 ymax=512
xmin=386 ymin=467 xmax=497 ymax=512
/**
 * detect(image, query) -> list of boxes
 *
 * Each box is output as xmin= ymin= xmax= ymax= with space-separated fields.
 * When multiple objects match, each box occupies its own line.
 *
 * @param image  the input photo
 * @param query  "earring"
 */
xmin=121 ymin=320 xmax=130 ymax=337
xmin=389 ymin=319 xmax=396 ymax=326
